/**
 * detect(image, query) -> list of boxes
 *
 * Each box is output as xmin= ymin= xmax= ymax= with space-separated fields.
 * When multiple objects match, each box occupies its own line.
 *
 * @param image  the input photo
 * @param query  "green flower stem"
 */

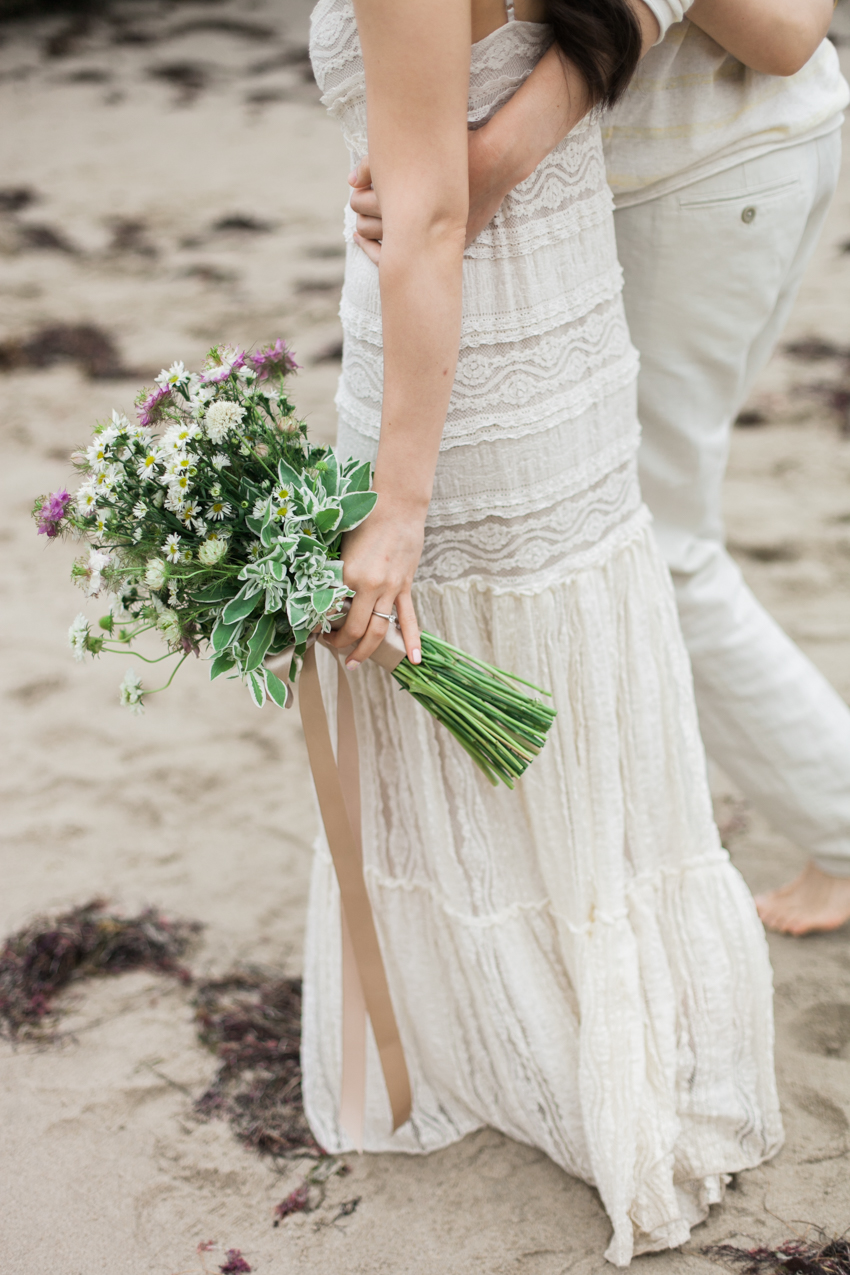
xmin=142 ymin=652 xmax=189 ymax=697
xmin=101 ymin=646 xmax=177 ymax=664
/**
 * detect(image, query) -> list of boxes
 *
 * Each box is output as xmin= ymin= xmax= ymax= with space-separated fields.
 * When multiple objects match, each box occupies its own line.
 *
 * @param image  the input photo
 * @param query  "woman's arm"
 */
xmin=687 ymin=0 xmax=834 ymax=77
xmin=327 ymin=0 xmax=471 ymax=669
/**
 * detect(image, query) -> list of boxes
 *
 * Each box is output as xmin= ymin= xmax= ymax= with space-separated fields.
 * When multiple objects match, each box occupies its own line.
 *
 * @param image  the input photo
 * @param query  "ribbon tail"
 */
xmin=298 ymin=642 xmax=412 ymax=1136
xmin=339 ymin=904 xmax=367 ymax=1151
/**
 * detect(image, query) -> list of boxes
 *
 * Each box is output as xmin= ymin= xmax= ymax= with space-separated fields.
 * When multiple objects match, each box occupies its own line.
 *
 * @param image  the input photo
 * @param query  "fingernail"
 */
xmin=411 ymin=648 xmax=421 ymax=665
xmin=345 ymin=659 xmax=359 ymax=671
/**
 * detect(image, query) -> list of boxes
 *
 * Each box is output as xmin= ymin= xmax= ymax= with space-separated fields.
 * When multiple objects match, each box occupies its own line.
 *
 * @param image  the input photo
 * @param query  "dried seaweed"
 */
xmin=193 ymin=970 xmax=321 ymax=1157
xmin=704 ymin=1232 xmax=850 ymax=1274
xmin=0 ymin=899 xmax=201 ymax=1039
xmin=218 ymin=1251 xmax=251 ymax=1274
xmin=273 ymin=1158 xmax=352 ymax=1226
xmin=0 ymin=322 xmax=135 ymax=378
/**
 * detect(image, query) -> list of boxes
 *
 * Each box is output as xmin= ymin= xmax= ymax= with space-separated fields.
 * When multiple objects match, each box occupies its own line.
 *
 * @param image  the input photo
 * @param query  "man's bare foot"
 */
xmin=755 ymin=862 xmax=850 ymax=936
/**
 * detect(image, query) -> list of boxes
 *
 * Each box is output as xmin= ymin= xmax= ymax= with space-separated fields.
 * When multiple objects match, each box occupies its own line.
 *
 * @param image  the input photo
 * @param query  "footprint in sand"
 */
xmin=793 ymin=1002 xmax=850 ymax=1060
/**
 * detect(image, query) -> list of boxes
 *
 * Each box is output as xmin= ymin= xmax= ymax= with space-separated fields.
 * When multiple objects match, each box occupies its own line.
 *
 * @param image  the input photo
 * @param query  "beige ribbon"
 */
xmin=267 ymin=621 xmax=412 ymax=1146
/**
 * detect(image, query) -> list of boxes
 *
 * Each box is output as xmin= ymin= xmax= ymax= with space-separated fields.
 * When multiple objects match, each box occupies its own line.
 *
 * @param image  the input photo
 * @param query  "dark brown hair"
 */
xmin=545 ymin=0 xmax=643 ymax=109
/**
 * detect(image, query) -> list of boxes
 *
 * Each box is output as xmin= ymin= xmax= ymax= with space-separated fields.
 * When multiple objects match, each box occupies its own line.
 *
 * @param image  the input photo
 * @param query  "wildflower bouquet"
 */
xmin=35 ymin=341 xmax=555 ymax=787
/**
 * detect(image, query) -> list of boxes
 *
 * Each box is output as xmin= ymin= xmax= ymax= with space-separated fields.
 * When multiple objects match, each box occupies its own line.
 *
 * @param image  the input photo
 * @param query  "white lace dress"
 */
xmin=305 ymin=3 xmax=783 ymax=1264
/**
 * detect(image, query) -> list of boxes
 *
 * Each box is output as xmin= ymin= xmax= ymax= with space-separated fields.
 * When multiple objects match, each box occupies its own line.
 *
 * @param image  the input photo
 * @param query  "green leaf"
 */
xmin=209 ymin=651 xmax=236 ymax=680
xmin=344 ymin=460 xmax=372 ymax=494
xmin=192 ymin=580 xmax=239 ymax=603
xmin=222 ymin=585 xmax=262 ymax=625
xmin=287 ymin=602 xmax=310 ymax=629
xmin=314 ymin=505 xmax=342 ymax=536
xmin=245 ymin=613 xmax=276 ymax=672
xmin=277 ymin=459 xmax=301 ymax=489
xmin=265 ymin=668 xmax=289 ymax=708
xmin=247 ymin=669 xmax=267 ymax=708
xmin=337 ymin=490 xmax=377 ymax=532
xmin=246 ymin=515 xmax=264 ymax=536
xmin=211 ymin=616 xmax=244 ymax=652
xmin=318 ymin=450 xmax=339 ymax=497
xmin=260 ymin=521 xmax=278 ymax=548
xmin=311 ymin=588 xmax=335 ymax=615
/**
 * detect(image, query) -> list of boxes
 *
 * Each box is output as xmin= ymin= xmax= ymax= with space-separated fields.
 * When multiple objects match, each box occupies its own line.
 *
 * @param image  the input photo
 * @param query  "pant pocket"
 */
xmin=678 ymin=178 xmax=802 ymax=215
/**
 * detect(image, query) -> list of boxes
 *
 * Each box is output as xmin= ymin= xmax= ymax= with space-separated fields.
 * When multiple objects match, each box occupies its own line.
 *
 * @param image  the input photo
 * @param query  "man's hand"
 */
xmin=349 ymin=160 xmax=383 ymax=263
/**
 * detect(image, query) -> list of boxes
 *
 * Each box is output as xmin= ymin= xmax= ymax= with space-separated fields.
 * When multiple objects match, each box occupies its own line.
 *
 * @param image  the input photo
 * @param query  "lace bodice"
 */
xmin=309 ymin=0 xmax=643 ymax=591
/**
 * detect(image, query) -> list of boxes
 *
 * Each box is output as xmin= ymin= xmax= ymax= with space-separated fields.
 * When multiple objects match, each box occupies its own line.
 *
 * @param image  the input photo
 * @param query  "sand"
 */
xmin=1 ymin=2 xmax=850 ymax=1271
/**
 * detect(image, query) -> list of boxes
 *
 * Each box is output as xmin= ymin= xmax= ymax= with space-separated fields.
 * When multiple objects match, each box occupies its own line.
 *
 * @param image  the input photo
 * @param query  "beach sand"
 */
xmin=1 ymin=2 xmax=850 ymax=1270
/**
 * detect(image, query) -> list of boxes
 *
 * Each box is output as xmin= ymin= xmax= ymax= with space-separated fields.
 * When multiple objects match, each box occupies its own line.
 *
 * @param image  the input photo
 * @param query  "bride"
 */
xmin=305 ymin=0 xmax=782 ymax=1262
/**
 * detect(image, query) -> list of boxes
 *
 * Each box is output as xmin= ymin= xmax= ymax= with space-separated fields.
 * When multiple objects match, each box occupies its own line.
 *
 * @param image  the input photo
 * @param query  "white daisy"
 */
xmin=164 ymin=487 xmax=187 ymax=515
xmin=161 ymin=452 xmax=193 ymax=481
xmin=163 ymin=533 xmax=182 ymax=563
xmin=161 ymin=422 xmax=200 ymax=453
xmin=132 ymin=500 xmax=148 ymax=520
xmin=86 ymin=439 xmax=110 ymax=470
xmin=76 ymin=484 xmax=98 ymax=515
xmin=178 ymin=500 xmax=201 ymax=526
xmin=206 ymin=499 xmax=232 ymax=522
xmin=155 ymin=361 xmax=190 ymax=391
xmin=211 ymin=452 xmax=231 ymax=470
xmin=136 ymin=448 xmax=162 ymax=481
xmin=92 ymin=464 xmax=121 ymax=494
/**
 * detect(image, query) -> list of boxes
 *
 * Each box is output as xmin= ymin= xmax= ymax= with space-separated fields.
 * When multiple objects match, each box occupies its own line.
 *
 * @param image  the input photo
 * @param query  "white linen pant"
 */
xmin=614 ymin=130 xmax=850 ymax=874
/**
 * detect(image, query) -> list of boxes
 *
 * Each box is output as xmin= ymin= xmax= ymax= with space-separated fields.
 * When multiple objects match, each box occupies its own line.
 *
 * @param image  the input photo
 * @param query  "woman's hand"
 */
xmin=324 ymin=492 xmax=425 ymax=669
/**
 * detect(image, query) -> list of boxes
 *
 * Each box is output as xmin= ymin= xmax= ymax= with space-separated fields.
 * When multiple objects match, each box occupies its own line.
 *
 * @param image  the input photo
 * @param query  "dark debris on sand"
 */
xmin=194 ymin=970 xmax=321 ymax=1157
xmin=217 ymin=1250 xmax=251 ymax=1274
xmin=704 ymin=1233 xmax=850 ymax=1274
xmin=0 ymin=898 xmax=201 ymax=1039
xmin=0 ymin=322 xmax=136 ymax=379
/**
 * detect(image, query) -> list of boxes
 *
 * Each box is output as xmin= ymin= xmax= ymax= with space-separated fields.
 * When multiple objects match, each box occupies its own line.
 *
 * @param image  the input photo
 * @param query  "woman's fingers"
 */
xmin=325 ymin=585 xmax=376 ymax=654
xmin=395 ymin=591 xmax=421 ymax=664
xmin=345 ymin=604 xmax=394 ymax=669
xmin=353 ymin=231 xmax=381 ymax=265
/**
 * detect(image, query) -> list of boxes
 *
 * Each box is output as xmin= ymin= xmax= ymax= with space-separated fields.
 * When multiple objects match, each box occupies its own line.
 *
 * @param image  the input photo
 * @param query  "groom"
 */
xmin=348 ymin=0 xmax=850 ymax=935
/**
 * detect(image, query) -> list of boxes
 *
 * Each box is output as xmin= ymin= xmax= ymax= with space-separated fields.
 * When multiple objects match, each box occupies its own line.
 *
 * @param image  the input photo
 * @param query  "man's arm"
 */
xmin=351 ymin=0 xmax=836 ymax=258
xmin=687 ymin=0 xmax=834 ymax=77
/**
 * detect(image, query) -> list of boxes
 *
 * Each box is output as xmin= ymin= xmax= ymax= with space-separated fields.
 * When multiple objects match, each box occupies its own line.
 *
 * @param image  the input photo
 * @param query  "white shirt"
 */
xmin=602 ymin=18 xmax=849 ymax=208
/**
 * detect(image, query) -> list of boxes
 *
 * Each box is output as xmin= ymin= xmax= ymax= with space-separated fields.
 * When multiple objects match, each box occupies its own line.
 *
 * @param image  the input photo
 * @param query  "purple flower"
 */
xmin=247 ymin=338 xmax=298 ymax=381
xmin=37 ymin=489 xmax=71 ymax=537
xmin=136 ymin=383 xmax=172 ymax=427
